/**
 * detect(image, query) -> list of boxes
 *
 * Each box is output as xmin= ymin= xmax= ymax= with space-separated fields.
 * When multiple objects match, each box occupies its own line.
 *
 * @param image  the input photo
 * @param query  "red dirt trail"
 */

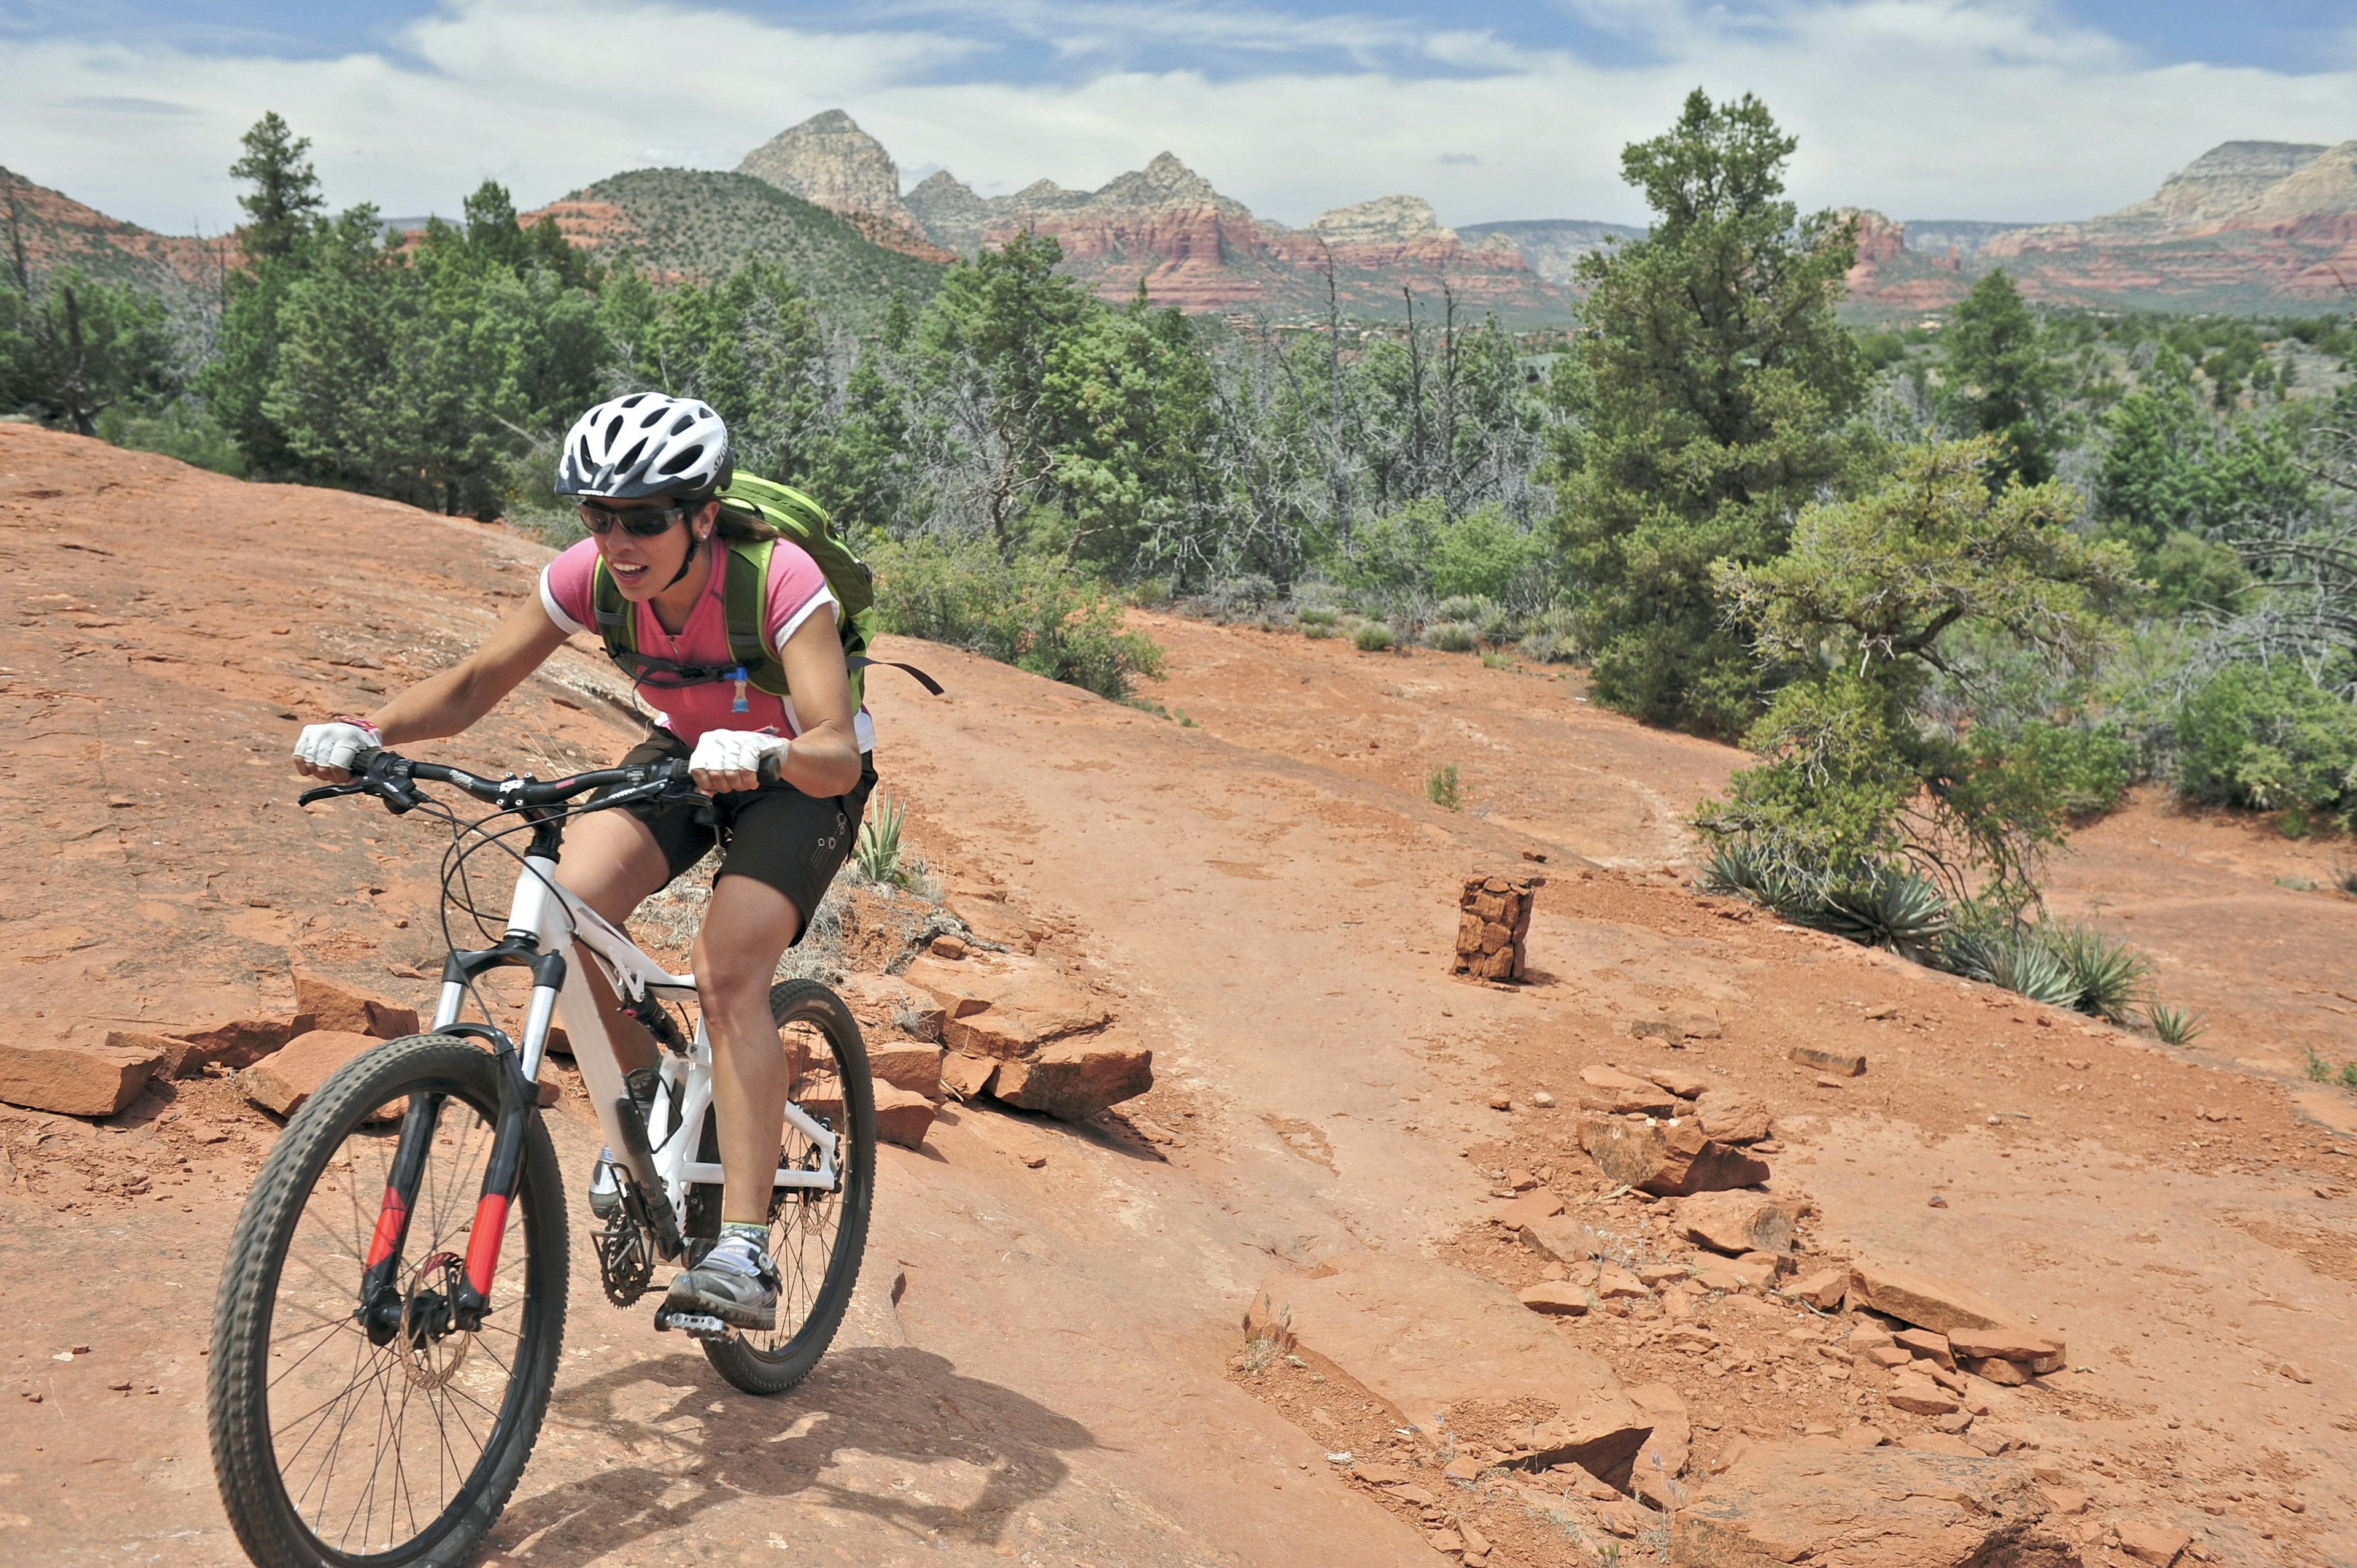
xmin=2 ymin=426 xmax=2354 ymax=1567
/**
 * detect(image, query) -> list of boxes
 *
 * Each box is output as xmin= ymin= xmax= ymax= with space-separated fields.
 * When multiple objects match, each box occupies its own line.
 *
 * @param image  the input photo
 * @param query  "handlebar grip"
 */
xmin=757 ymin=751 xmax=784 ymax=787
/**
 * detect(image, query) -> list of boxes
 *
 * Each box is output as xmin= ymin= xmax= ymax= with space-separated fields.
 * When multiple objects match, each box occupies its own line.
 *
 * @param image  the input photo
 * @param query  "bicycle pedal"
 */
xmin=654 ymin=1305 xmax=732 ymax=1339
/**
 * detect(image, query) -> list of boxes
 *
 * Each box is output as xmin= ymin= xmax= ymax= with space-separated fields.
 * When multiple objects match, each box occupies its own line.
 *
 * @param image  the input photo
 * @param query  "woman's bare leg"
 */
xmin=689 ymin=874 xmax=803 ymax=1224
xmin=553 ymin=809 xmax=674 ymax=1075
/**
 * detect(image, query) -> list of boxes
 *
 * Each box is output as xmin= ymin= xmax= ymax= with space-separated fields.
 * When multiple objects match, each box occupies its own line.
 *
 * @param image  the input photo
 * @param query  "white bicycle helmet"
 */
xmin=556 ymin=392 xmax=731 ymax=499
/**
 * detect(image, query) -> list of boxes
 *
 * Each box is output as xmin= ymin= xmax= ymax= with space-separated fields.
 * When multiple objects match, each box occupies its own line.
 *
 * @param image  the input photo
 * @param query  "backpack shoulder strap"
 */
xmin=721 ymin=539 xmax=790 ymax=697
xmin=590 ymin=557 xmax=636 ymax=657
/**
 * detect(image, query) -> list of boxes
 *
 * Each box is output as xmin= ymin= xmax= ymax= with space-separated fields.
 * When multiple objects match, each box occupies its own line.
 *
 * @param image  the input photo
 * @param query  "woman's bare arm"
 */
xmin=772 ymin=608 xmax=862 ymax=798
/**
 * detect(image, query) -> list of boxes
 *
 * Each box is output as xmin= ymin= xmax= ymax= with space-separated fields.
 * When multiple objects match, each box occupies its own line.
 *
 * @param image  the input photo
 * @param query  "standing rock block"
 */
xmin=0 ymin=1037 xmax=168 ymax=1117
xmin=1674 ymin=1444 xmax=2072 ymax=1567
xmin=238 ymin=1030 xmax=382 ymax=1117
xmin=872 ymin=1084 xmax=938 ymax=1149
xmin=294 ymin=973 xmax=420 ymax=1041
xmin=1452 ymin=872 xmax=1542 ymax=981
xmin=939 ymin=1052 xmax=1000 ymax=1100
xmin=1675 ymin=1191 xmax=1797 ymax=1256
xmin=1692 ymin=1087 xmax=1773 ymax=1145
xmin=1581 ymin=1114 xmax=1771 ymax=1196
xmin=991 ymin=1036 xmax=1153 ymax=1121
xmin=1786 ymin=1267 xmax=1849 ymax=1310
xmin=1625 ymin=1383 xmax=1690 ymax=1511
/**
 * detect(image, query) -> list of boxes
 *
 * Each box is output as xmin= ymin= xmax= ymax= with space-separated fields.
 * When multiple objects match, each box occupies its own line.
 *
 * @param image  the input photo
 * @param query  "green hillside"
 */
xmin=565 ymin=169 xmax=945 ymax=322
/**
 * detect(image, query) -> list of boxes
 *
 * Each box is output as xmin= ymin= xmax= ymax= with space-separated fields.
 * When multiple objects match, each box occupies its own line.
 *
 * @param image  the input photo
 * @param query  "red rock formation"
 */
xmin=0 ymin=165 xmax=236 ymax=295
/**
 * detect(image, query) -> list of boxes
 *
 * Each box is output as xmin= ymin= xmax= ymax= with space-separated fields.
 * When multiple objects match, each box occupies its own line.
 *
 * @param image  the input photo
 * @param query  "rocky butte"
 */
xmin=735 ymin=109 xmax=953 ymax=262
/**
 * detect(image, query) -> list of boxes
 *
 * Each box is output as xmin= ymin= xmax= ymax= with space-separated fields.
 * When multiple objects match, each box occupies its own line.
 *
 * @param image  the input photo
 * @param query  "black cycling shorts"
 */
xmin=598 ymin=730 xmax=877 ymax=944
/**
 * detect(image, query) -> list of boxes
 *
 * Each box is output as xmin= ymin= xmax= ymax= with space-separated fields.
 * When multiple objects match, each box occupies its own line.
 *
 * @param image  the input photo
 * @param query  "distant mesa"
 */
xmin=1452 ymin=219 xmax=1644 ymax=285
xmin=0 ymin=164 xmax=233 ymax=296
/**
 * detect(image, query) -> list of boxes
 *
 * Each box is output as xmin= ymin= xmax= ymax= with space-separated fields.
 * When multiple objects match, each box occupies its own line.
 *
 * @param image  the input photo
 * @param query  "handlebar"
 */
xmin=296 ymin=749 xmax=749 ymax=816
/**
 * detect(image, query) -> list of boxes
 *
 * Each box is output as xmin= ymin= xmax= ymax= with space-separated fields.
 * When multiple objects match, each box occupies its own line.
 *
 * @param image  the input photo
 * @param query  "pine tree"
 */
xmin=1937 ymin=270 xmax=2067 ymax=485
xmin=228 ymin=112 xmax=325 ymax=263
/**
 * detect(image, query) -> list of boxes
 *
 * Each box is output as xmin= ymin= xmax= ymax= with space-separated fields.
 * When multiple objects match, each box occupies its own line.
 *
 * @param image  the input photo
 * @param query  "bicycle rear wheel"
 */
xmin=697 ymin=979 xmax=875 ymax=1395
xmin=207 ymin=1036 xmax=567 ymax=1567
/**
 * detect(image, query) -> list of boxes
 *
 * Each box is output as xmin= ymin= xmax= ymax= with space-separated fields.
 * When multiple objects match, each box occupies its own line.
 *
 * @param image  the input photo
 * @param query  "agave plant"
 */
xmin=1698 ymin=840 xmax=1819 ymax=919
xmin=1817 ymin=866 xmax=1953 ymax=959
xmin=1946 ymin=924 xmax=2083 ymax=1009
xmin=2146 ymin=1002 xmax=2205 ymax=1047
xmin=2040 ymin=921 xmax=2156 ymax=1025
xmin=854 ymin=790 xmax=907 ymax=887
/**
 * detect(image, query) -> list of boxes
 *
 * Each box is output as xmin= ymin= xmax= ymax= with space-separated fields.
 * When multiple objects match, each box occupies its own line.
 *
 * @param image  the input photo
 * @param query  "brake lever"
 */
xmin=298 ymin=781 xmax=368 ymax=807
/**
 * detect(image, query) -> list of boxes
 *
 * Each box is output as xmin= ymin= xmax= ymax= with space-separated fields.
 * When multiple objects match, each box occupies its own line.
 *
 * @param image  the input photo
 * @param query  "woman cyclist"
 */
xmin=290 ymin=392 xmax=873 ymax=1332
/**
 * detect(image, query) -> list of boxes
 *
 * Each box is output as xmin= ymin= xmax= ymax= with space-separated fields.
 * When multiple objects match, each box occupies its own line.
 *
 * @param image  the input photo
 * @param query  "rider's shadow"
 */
xmin=489 ymin=1345 xmax=1096 ymax=1561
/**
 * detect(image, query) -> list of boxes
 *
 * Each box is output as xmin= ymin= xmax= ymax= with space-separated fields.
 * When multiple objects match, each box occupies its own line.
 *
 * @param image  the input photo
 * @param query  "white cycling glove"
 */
xmin=293 ymin=717 xmax=381 ymax=776
xmin=687 ymin=729 xmax=787 ymax=792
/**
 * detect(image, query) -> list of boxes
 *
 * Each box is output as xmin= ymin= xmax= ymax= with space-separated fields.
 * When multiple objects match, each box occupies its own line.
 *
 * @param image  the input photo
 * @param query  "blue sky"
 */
xmin=4 ymin=1 xmax=2353 ymax=234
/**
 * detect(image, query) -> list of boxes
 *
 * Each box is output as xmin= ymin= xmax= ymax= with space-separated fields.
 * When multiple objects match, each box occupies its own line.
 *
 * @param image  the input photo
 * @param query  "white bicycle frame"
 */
xmin=430 ymin=850 xmax=838 ymax=1243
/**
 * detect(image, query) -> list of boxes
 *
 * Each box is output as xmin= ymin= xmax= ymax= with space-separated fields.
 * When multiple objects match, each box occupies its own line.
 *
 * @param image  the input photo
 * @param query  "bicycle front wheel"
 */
xmin=207 ymin=1036 xmax=567 ymax=1567
xmin=697 ymin=979 xmax=875 ymax=1396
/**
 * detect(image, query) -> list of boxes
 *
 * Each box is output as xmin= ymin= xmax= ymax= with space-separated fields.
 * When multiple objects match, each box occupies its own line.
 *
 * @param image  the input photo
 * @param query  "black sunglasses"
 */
xmin=577 ymin=501 xmax=694 ymax=538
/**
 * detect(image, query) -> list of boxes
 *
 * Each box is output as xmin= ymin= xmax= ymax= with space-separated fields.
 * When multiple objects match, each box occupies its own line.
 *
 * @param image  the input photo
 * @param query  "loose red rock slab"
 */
xmin=1646 ymin=1065 xmax=1711 ymax=1099
xmin=1846 ymin=1262 xmax=2062 ymax=1371
xmin=990 ymin=1035 xmax=1152 ymax=1121
xmin=1885 ymin=1373 xmax=1962 ymax=1416
xmin=1580 ymin=1114 xmax=1770 ymax=1196
xmin=1960 ymin=1355 xmax=2032 ymax=1387
xmin=898 ymin=951 xmax=1110 ymax=1057
xmin=872 ymin=1083 xmax=937 ymax=1150
xmin=1518 ymin=1281 xmax=1590 ymax=1316
xmin=293 ymin=972 xmax=419 ymax=1041
xmin=1244 ymin=1250 xmax=1654 ymax=1484
xmin=1578 ymin=1065 xmax=1679 ymax=1115
xmin=1693 ymin=1266 xmax=1752 ymax=1294
xmin=2115 ymin=1519 xmax=2193 ymax=1565
xmin=0 ymin=1037 xmax=166 ymax=1117
xmin=1893 ymin=1327 xmax=1956 ymax=1370
xmin=1674 ymin=1191 xmax=1797 ymax=1256
xmin=867 ymin=1041 xmax=946 ymax=1099
xmin=171 ymin=1017 xmax=295 ymax=1075
xmin=1692 ymin=1086 xmax=1771 ymax=1145
xmin=1789 ymin=1045 xmax=1866 ymax=1076
xmin=1948 ymin=1324 xmax=2067 ymax=1367
xmin=1673 ymin=1443 xmax=2072 ymax=1567
xmin=1595 ymin=1265 xmax=1650 ymax=1300
xmin=238 ymin=1030 xmax=382 ymax=1117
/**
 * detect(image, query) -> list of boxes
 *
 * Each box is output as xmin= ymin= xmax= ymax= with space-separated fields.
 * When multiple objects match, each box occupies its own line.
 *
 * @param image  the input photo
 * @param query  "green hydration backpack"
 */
xmin=589 ymin=473 xmax=938 ymax=715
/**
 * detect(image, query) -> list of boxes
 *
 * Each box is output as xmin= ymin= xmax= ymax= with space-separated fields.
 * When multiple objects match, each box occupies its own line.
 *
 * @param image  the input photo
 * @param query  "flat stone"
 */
xmin=872 ymin=1083 xmax=937 ymax=1149
xmin=171 ymin=1017 xmax=296 ymax=1075
xmin=1838 ymin=1423 xmax=1889 ymax=1448
xmin=1674 ymin=1443 xmax=2070 ymax=1566
xmin=293 ymin=972 xmax=419 ymax=1041
xmin=1885 ymin=1374 xmax=1962 ymax=1416
xmin=1245 ymin=1250 xmax=1654 ymax=1485
xmin=1894 ymin=1327 xmax=1956 ymax=1370
xmin=1693 ymin=1267 xmax=1751 ymax=1293
xmin=1518 ymin=1281 xmax=1590 ymax=1316
xmin=1789 ymin=1045 xmax=1866 ymax=1076
xmin=1385 ymin=1483 xmax=1438 ymax=1507
xmin=989 ymin=1036 xmax=1151 ymax=1121
xmin=1960 ymin=1355 xmax=2032 ymax=1387
xmin=0 ymin=1038 xmax=166 ymax=1118
xmin=2115 ymin=1520 xmax=2192 ymax=1565
xmin=1594 ymin=1265 xmax=1649 ymax=1300
xmin=1646 ymin=1065 xmax=1711 ymax=1099
xmin=1692 ymin=1087 xmax=1773 ymax=1144
xmin=1675 ymin=1191 xmax=1797 ymax=1256
xmin=1579 ymin=1065 xmax=1679 ymax=1116
xmin=1948 ymin=1324 xmax=2067 ymax=1367
xmin=1847 ymin=1262 xmax=2049 ymax=1350
xmin=899 ymin=952 xmax=1111 ymax=1058
xmin=238 ymin=1030 xmax=380 ymax=1118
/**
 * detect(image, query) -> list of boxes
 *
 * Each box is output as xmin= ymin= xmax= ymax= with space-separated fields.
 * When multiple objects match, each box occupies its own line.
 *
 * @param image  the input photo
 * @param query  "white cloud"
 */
xmin=4 ymin=0 xmax=2352 ymax=238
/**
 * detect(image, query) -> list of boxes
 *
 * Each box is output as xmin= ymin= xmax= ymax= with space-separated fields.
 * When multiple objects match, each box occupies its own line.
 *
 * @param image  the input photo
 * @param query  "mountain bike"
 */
xmin=206 ymin=748 xmax=875 ymax=1568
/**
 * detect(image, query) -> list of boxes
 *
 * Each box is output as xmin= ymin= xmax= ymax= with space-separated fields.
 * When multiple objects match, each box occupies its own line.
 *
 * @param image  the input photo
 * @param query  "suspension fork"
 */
xmin=358 ymin=1092 xmax=446 ymax=1345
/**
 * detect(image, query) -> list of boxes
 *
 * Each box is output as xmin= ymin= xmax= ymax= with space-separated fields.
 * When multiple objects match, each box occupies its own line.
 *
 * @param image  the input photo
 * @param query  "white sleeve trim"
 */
xmin=773 ymin=589 xmax=838 ymax=650
xmin=538 ymin=565 xmax=589 ymax=636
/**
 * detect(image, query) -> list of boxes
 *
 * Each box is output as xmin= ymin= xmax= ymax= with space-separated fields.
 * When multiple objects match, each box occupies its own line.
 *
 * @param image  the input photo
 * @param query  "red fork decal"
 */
xmin=363 ymin=1186 xmax=409 ymax=1267
xmin=463 ymin=1194 xmax=510 ymax=1297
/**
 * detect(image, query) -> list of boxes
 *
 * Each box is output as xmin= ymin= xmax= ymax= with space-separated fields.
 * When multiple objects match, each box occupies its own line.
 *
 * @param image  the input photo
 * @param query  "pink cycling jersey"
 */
xmin=538 ymin=537 xmax=873 ymax=751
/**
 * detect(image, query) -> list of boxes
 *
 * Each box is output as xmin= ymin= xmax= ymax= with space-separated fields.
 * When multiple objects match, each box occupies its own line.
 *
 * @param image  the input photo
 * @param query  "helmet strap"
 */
xmin=662 ymin=522 xmax=708 ymax=591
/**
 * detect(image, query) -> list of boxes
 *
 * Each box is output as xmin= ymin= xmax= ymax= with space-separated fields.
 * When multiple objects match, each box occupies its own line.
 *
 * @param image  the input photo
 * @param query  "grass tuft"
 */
xmin=1426 ymin=765 xmax=1463 ymax=810
xmin=2308 ymin=1048 xmax=2334 ymax=1083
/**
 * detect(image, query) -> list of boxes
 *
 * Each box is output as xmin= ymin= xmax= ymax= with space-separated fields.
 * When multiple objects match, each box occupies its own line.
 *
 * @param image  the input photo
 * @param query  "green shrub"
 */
xmin=2174 ymin=663 xmax=2357 ymax=825
xmin=2342 ymin=1060 xmax=2357 ymax=1091
xmin=1302 ymin=620 xmax=1338 ymax=640
xmin=1353 ymin=622 xmax=1396 ymax=652
xmin=1426 ymin=765 xmax=1462 ymax=809
xmin=1298 ymin=607 xmax=1340 ymax=628
xmin=2308 ymin=1048 xmax=2333 ymax=1083
xmin=1425 ymin=622 xmax=1477 ymax=653
xmin=99 ymin=400 xmax=246 ymax=476
xmin=872 ymin=536 xmax=1164 ymax=701
xmin=1481 ymin=651 xmax=1515 ymax=670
